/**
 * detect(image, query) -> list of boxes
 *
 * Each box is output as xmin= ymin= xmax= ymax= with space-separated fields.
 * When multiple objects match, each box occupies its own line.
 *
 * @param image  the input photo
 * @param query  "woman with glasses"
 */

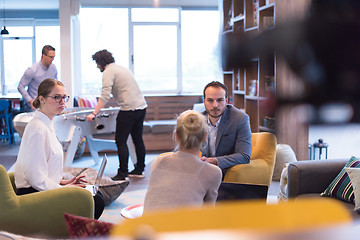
xmin=14 ymin=78 xmax=105 ymax=219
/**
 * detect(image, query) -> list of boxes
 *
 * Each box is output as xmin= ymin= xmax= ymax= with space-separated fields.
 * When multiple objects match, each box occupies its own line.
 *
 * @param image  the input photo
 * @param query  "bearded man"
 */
xmin=200 ymin=81 xmax=252 ymax=177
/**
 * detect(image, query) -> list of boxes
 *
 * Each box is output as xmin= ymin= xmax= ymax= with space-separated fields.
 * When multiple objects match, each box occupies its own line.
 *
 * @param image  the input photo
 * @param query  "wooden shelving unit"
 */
xmin=220 ymin=0 xmax=276 ymax=133
xmin=220 ymin=0 xmax=312 ymax=160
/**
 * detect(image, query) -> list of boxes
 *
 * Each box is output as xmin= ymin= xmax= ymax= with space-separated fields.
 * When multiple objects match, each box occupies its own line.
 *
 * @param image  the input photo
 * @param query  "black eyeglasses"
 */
xmin=47 ymin=95 xmax=70 ymax=103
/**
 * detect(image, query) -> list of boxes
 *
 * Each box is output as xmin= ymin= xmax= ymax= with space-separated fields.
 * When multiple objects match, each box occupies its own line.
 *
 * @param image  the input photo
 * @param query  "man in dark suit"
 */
xmin=201 ymin=81 xmax=252 ymax=176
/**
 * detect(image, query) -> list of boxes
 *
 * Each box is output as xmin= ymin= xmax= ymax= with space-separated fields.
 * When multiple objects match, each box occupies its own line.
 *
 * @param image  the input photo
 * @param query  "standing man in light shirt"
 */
xmin=86 ymin=49 xmax=147 ymax=181
xmin=18 ymin=45 xmax=58 ymax=112
xmin=200 ymin=81 xmax=252 ymax=178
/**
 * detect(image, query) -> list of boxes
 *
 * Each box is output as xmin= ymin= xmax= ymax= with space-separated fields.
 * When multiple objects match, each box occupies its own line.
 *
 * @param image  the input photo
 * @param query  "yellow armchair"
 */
xmin=0 ymin=165 xmax=94 ymax=238
xmin=223 ymin=132 xmax=277 ymax=187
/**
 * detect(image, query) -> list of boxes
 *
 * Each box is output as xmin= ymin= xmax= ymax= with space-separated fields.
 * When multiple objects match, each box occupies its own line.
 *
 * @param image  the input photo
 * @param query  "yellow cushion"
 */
xmin=110 ymin=198 xmax=351 ymax=237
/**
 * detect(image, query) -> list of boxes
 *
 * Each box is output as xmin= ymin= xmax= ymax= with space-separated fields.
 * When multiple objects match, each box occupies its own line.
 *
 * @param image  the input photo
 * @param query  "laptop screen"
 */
xmin=94 ymin=154 xmax=108 ymax=187
xmin=217 ymin=182 xmax=268 ymax=202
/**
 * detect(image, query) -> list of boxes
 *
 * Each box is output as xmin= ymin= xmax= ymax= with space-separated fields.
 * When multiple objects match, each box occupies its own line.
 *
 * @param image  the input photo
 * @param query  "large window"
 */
xmin=131 ymin=7 xmax=179 ymax=93
xmin=79 ymin=7 xmax=221 ymax=95
xmin=0 ymin=7 xmax=220 ymax=97
xmin=0 ymin=24 xmax=60 ymax=95
xmin=2 ymin=27 xmax=33 ymax=94
xmin=79 ymin=8 xmax=129 ymax=95
xmin=35 ymin=26 xmax=61 ymax=72
xmin=133 ymin=25 xmax=178 ymax=91
xmin=181 ymin=10 xmax=221 ymax=93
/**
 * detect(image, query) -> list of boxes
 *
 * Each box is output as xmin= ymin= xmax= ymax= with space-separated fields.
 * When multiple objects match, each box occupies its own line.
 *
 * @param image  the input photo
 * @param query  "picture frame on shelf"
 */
xmin=262 ymin=16 xmax=274 ymax=30
xmin=265 ymin=76 xmax=275 ymax=93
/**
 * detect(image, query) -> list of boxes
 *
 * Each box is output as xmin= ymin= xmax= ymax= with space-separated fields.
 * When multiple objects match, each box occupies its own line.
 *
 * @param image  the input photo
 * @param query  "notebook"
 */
xmin=84 ymin=154 xmax=108 ymax=196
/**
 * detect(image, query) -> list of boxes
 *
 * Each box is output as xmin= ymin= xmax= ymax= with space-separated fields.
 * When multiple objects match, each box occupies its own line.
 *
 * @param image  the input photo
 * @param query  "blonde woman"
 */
xmin=144 ymin=110 xmax=222 ymax=213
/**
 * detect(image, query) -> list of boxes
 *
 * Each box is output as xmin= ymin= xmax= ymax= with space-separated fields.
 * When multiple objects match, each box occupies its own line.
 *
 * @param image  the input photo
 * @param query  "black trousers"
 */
xmin=17 ymin=187 xmax=105 ymax=219
xmin=115 ymin=108 xmax=146 ymax=173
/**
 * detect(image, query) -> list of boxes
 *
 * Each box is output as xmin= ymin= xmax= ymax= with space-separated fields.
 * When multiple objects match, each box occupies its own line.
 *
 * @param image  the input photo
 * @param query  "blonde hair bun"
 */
xmin=175 ymin=110 xmax=208 ymax=150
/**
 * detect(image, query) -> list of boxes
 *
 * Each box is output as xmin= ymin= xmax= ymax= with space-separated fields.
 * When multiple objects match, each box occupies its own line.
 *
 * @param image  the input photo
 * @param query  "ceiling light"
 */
xmin=1 ymin=0 xmax=8 ymax=35
xmin=1 ymin=26 xmax=8 ymax=35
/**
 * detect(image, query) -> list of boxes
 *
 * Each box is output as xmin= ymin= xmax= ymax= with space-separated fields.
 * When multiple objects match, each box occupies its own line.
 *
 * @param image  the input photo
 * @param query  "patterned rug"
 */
xmin=73 ymin=153 xmax=156 ymax=224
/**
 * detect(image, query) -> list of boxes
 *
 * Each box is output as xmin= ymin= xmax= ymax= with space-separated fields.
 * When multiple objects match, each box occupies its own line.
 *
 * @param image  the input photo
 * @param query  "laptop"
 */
xmin=84 ymin=154 xmax=108 ymax=196
xmin=216 ymin=182 xmax=268 ymax=202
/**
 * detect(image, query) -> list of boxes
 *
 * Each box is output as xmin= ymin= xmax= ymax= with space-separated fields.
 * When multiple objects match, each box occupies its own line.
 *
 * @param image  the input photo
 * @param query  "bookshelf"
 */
xmin=221 ymin=0 xmax=276 ymax=133
xmin=220 ymin=0 xmax=312 ymax=160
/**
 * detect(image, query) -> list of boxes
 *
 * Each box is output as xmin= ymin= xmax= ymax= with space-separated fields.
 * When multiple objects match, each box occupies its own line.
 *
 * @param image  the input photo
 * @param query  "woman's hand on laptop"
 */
xmin=61 ymin=175 xmax=87 ymax=187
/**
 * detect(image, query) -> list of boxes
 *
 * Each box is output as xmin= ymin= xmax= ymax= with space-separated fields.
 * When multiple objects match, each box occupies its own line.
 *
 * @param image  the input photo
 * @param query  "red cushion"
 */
xmin=64 ymin=213 xmax=114 ymax=238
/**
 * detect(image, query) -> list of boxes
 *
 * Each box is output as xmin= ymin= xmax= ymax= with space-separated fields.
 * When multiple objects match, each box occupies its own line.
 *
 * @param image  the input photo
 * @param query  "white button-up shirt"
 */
xmin=207 ymin=116 xmax=221 ymax=157
xmin=14 ymin=111 xmax=64 ymax=191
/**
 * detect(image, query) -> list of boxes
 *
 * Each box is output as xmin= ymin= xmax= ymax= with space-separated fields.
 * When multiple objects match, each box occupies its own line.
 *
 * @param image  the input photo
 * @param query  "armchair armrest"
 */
xmin=224 ymin=159 xmax=269 ymax=186
xmin=287 ymin=158 xmax=348 ymax=198
xmin=1 ymin=186 xmax=94 ymax=238
xmin=223 ymin=132 xmax=277 ymax=187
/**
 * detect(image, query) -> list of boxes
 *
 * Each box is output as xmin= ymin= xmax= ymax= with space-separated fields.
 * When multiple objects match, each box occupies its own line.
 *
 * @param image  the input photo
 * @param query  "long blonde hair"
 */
xmin=175 ymin=110 xmax=208 ymax=150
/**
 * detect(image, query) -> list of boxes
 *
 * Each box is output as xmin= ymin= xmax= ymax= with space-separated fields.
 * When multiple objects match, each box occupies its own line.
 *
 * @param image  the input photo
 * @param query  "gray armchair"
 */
xmin=286 ymin=158 xmax=360 ymax=220
xmin=287 ymin=158 xmax=348 ymax=198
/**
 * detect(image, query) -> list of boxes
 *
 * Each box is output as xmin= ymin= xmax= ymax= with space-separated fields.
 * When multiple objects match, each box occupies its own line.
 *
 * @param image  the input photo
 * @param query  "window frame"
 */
xmin=0 ymin=19 xmax=60 ymax=95
xmin=78 ymin=6 xmax=219 ymax=96
xmin=0 ymin=6 xmax=220 ymax=97
xmin=128 ymin=7 xmax=182 ymax=94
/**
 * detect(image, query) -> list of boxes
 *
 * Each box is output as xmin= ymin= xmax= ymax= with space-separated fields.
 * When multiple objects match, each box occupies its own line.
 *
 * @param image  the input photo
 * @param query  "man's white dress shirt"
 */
xmin=207 ymin=116 xmax=221 ymax=157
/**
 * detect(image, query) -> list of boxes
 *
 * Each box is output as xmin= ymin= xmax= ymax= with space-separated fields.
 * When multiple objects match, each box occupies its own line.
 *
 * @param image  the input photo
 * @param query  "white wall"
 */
xmin=309 ymin=124 xmax=360 ymax=160
xmin=59 ymin=0 xmax=81 ymax=107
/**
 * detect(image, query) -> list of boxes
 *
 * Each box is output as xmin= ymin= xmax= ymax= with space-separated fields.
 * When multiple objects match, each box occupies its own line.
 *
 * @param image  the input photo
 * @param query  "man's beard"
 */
xmin=207 ymin=108 xmax=225 ymax=119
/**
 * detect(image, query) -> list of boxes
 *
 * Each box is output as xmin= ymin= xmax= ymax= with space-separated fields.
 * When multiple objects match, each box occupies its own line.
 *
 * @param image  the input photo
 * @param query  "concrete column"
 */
xmin=59 ymin=0 xmax=80 ymax=107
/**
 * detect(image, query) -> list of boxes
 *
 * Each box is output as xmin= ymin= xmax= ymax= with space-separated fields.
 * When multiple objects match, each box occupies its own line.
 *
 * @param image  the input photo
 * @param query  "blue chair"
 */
xmin=0 ymin=100 xmax=15 ymax=146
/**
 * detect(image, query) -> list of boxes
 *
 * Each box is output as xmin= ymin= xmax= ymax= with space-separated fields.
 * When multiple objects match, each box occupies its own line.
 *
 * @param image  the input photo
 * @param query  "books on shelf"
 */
xmin=236 ymin=72 xmax=241 ymax=90
xmin=263 ymin=116 xmax=275 ymax=129
xmin=265 ymin=76 xmax=275 ymax=92
xmin=248 ymin=80 xmax=257 ymax=96
xmin=253 ymin=0 xmax=259 ymax=26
